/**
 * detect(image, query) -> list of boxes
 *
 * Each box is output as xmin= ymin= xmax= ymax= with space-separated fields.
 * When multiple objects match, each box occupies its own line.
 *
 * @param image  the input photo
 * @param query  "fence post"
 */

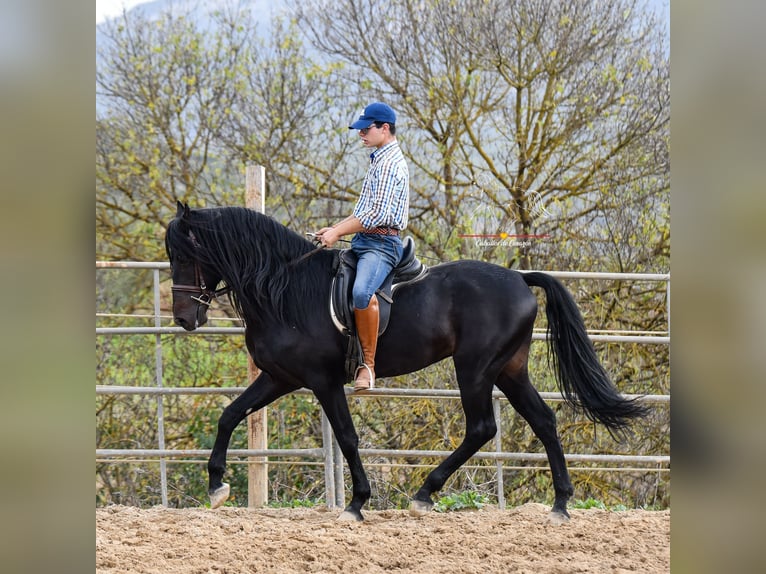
xmin=493 ymin=397 xmax=505 ymax=509
xmin=246 ymin=165 xmax=268 ymax=508
xmin=666 ymin=278 xmax=671 ymax=336
xmin=334 ymin=434 xmax=344 ymax=508
xmin=321 ymin=410 xmax=336 ymax=507
xmin=154 ymin=268 xmax=169 ymax=506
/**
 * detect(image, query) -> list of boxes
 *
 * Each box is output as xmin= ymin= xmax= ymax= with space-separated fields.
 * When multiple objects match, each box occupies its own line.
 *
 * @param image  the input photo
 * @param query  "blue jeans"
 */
xmin=351 ymin=233 xmax=403 ymax=309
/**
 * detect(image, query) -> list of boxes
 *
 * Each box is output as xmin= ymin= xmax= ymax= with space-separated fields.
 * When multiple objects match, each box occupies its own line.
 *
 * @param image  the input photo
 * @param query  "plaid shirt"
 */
xmin=352 ymin=140 xmax=409 ymax=230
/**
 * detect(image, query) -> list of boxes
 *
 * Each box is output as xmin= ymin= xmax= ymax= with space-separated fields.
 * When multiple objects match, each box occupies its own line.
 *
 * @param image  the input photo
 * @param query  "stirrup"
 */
xmin=353 ymin=363 xmax=375 ymax=393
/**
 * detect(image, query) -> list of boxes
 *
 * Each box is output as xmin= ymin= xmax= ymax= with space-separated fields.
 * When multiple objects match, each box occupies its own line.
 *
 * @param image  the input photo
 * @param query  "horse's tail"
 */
xmin=522 ymin=271 xmax=649 ymax=433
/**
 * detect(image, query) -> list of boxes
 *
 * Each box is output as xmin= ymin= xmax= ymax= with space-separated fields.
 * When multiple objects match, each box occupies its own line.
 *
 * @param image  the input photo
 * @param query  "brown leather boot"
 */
xmin=353 ymin=294 xmax=379 ymax=392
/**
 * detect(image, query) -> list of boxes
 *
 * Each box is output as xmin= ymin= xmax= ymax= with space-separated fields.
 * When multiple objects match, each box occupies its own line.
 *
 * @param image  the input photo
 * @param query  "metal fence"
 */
xmin=96 ymin=261 xmax=670 ymax=508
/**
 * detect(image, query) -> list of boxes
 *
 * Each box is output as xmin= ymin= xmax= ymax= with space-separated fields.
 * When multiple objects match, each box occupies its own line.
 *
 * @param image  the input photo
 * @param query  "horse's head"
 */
xmin=165 ymin=202 xmax=225 ymax=331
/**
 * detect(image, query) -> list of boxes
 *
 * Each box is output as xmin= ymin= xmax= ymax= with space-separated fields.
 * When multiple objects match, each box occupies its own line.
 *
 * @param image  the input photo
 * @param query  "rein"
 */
xmin=288 ymin=233 xmax=353 ymax=268
xmin=288 ymin=245 xmax=326 ymax=267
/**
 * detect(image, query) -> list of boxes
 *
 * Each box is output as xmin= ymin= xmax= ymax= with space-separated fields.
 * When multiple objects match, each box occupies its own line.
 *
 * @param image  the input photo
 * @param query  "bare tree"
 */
xmin=462 ymin=0 xmax=669 ymax=269
xmin=96 ymin=7 xmax=251 ymax=260
xmin=293 ymin=0 xmax=668 ymax=269
xmin=214 ymin=14 xmax=364 ymax=231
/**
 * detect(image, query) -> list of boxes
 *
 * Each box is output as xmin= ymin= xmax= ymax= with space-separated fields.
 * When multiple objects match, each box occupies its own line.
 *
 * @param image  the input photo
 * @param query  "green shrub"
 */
xmin=434 ymin=491 xmax=489 ymax=512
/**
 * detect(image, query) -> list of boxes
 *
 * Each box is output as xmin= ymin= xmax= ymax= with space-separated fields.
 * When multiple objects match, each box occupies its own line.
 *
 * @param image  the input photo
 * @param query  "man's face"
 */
xmin=358 ymin=122 xmax=388 ymax=148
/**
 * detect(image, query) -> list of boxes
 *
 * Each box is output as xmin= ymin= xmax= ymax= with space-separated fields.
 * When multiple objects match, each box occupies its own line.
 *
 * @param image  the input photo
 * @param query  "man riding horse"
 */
xmin=315 ymin=102 xmax=409 ymax=393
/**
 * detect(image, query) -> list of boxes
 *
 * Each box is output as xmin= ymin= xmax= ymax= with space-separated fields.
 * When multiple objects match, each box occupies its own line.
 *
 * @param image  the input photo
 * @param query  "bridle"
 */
xmin=171 ymin=260 xmax=231 ymax=308
xmin=170 ymin=229 xmax=232 ymax=313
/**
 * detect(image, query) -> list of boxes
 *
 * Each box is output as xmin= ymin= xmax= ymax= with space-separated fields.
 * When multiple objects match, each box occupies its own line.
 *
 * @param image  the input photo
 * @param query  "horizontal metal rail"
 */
xmin=96 ymin=385 xmax=670 ymax=403
xmin=96 ymin=326 xmax=669 ymax=344
xmin=97 ymin=448 xmax=324 ymax=458
xmin=96 ymin=327 xmax=245 ymax=335
xmin=96 ymin=447 xmax=668 ymax=466
xmin=95 ymin=260 xmax=670 ymax=282
xmin=97 ymin=261 xmax=170 ymax=269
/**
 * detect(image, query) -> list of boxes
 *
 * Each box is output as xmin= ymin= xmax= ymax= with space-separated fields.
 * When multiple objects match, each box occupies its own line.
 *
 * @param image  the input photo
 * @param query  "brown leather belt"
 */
xmin=364 ymin=226 xmax=400 ymax=236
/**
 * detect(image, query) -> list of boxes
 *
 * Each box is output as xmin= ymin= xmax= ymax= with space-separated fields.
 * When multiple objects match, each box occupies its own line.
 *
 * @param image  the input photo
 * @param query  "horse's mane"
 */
xmin=166 ymin=206 xmax=333 ymax=326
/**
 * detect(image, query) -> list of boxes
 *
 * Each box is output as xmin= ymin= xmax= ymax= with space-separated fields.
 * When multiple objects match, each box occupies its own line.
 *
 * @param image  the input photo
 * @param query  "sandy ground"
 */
xmin=96 ymin=503 xmax=670 ymax=573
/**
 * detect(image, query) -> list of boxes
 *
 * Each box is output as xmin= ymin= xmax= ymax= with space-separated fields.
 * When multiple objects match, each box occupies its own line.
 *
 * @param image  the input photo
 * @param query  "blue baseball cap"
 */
xmin=349 ymin=102 xmax=397 ymax=129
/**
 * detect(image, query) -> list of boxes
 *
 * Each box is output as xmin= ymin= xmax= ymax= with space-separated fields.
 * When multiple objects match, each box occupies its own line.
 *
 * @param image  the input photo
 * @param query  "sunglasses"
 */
xmin=359 ymin=123 xmax=384 ymax=135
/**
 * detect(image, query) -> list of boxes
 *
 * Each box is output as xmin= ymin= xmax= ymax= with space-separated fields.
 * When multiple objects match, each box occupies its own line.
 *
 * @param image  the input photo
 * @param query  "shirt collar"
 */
xmin=370 ymin=140 xmax=398 ymax=163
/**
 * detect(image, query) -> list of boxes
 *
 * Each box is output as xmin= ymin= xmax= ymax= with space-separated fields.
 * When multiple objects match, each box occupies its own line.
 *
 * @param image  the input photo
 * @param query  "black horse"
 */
xmin=165 ymin=202 xmax=647 ymax=522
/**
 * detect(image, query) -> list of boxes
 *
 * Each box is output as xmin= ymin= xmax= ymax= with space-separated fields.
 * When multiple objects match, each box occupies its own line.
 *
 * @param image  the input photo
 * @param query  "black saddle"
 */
xmin=330 ymin=236 xmax=428 ymax=380
xmin=331 ymin=236 xmax=427 ymax=336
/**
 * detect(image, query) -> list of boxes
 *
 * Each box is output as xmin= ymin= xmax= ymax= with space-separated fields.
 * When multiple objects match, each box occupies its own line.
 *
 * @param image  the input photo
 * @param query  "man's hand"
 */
xmin=315 ymin=216 xmax=364 ymax=247
xmin=315 ymin=226 xmax=341 ymax=248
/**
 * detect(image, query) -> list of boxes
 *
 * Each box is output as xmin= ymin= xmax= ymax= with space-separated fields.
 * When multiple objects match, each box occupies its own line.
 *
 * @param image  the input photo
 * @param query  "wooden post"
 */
xmin=246 ymin=165 xmax=268 ymax=508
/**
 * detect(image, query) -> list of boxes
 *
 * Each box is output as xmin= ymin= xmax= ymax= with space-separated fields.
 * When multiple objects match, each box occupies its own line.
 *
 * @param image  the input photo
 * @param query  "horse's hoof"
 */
xmin=338 ymin=509 xmax=363 ymax=522
xmin=548 ymin=510 xmax=570 ymax=525
xmin=409 ymin=499 xmax=434 ymax=516
xmin=209 ymin=483 xmax=230 ymax=509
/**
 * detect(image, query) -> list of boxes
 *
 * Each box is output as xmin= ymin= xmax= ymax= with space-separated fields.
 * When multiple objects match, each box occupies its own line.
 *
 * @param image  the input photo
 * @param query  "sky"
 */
xmin=98 ymin=0 xmax=669 ymax=25
xmin=96 ymin=0 xmax=149 ymax=24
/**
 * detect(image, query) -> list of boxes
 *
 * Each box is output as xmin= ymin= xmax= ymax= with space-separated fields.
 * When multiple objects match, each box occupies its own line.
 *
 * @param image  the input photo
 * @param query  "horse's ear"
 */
xmin=176 ymin=201 xmax=190 ymax=220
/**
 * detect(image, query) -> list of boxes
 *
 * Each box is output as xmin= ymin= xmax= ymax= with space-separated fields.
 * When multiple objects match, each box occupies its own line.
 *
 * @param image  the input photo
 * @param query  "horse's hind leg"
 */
xmin=207 ymin=371 xmax=295 ymax=508
xmin=495 ymin=352 xmax=574 ymax=522
xmin=411 ymin=361 xmax=498 ymax=513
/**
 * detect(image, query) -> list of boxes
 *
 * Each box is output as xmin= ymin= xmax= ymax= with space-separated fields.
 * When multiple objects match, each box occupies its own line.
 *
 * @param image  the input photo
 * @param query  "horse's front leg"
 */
xmin=314 ymin=385 xmax=371 ymax=521
xmin=207 ymin=371 xmax=294 ymax=508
